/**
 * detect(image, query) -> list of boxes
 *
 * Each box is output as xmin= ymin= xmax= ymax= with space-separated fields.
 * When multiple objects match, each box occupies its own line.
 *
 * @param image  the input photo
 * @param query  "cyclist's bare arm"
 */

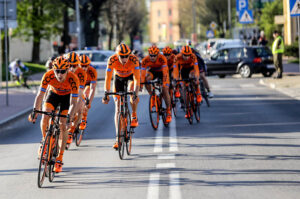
xmin=88 ymin=82 xmax=97 ymax=104
xmin=33 ymin=91 xmax=46 ymax=111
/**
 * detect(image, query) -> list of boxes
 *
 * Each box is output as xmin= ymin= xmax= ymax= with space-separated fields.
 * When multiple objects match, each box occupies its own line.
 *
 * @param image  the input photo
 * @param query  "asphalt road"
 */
xmin=1 ymin=76 xmax=300 ymax=199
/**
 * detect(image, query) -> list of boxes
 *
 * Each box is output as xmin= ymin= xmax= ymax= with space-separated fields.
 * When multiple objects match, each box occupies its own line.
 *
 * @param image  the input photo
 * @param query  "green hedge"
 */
xmin=1 ymin=62 xmax=46 ymax=81
xmin=284 ymin=42 xmax=299 ymax=58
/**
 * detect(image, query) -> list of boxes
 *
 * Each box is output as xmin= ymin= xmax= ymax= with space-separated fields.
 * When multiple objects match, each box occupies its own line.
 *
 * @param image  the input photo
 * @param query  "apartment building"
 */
xmin=149 ymin=0 xmax=180 ymax=43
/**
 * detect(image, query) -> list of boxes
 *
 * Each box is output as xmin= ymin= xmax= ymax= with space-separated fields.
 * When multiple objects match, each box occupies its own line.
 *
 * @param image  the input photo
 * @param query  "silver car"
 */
xmin=75 ymin=50 xmax=115 ymax=79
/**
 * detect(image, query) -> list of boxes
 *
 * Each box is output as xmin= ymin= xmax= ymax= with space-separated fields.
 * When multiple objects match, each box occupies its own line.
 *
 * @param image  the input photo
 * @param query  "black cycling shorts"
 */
xmin=180 ymin=67 xmax=194 ymax=80
xmin=149 ymin=70 xmax=163 ymax=80
xmin=114 ymin=74 xmax=133 ymax=92
xmin=45 ymin=91 xmax=70 ymax=112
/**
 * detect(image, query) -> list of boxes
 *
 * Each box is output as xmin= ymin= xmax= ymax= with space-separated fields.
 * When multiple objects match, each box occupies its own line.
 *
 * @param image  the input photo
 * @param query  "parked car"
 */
xmin=205 ymin=46 xmax=275 ymax=78
xmin=209 ymin=39 xmax=245 ymax=56
xmin=75 ymin=50 xmax=115 ymax=79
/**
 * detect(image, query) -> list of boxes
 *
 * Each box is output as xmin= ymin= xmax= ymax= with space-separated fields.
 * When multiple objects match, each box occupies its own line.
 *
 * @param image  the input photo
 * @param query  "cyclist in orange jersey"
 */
xmin=141 ymin=45 xmax=172 ymax=123
xmin=64 ymin=52 xmax=87 ymax=145
xmin=29 ymin=56 xmax=79 ymax=173
xmin=173 ymin=45 xmax=202 ymax=104
xmin=79 ymin=54 xmax=98 ymax=130
xmin=102 ymin=44 xmax=140 ymax=150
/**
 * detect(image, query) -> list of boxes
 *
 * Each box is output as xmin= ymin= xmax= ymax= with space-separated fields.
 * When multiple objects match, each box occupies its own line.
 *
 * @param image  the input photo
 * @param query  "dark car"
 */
xmin=205 ymin=46 xmax=275 ymax=78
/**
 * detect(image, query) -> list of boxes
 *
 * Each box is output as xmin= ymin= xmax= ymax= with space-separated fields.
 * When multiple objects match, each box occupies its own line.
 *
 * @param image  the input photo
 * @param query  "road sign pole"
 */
xmin=297 ymin=16 xmax=300 ymax=72
xmin=4 ymin=0 xmax=9 ymax=106
xmin=0 ymin=28 xmax=2 ymax=89
xmin=75 ymin=0 xmax=81 ymax=50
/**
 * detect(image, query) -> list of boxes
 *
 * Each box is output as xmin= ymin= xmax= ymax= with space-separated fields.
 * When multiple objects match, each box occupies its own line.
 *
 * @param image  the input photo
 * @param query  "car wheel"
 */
xmin=239 ymin=65 xmax=252 ymax=78
xmin=262 ymin=71 xmax=274 ymax=77
xmin=218 ymin=74 xmax=226 ymax=78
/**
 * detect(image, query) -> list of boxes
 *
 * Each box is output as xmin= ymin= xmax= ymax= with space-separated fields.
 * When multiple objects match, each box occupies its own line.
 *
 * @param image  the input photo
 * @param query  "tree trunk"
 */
xmin=108 ymin=26 xmax=114 ymax=50
xmin=32 ymin=31 xmax=41 ymax=63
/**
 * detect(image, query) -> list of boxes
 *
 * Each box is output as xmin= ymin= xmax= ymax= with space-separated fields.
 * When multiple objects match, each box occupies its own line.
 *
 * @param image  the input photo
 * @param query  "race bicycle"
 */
xmin=31 ymin=108 xmax=69 ymax=188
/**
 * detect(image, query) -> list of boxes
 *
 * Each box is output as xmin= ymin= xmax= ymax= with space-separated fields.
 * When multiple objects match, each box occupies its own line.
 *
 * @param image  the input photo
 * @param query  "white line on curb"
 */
xmin=156 ymin=163 xmax=176 ymax=168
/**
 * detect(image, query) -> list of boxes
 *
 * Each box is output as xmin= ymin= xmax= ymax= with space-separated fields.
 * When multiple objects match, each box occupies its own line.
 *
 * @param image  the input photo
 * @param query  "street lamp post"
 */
xmin=75 ymin=0 xmax=81 ymax=50
xmin=4 ymin=0 xmax=9 ymax=106
xmin=228 ymin=0 xmax=231 ymax=37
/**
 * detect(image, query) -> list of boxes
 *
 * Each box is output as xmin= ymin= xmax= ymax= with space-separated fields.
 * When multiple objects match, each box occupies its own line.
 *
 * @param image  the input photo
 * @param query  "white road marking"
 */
xmin=156 ymin=163 xmax=176 ymax=168
xmin=147 ymin=173 xmax=160 ymax=199
xmin=169 ymin=171 xmax=182 ymax=199
xmin=154 ymin=122 xmax=163 ymax=153
xmin=157 ymin=154 xmax=175 ymax=159
xmin=169 ymin=116 xmax=178 ymax=152
xmin=240 ymin=84 xmax=255 ymax=88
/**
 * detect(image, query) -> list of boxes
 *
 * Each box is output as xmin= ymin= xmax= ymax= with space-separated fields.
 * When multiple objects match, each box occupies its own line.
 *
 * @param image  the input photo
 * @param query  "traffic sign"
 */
xmin=239 ymin=9 xmax=254 ymax=24
xmin=236 ymin=0 xmax=248 ymax=11
xmin=0 ymin=0 xmax=17 ymax=20
xmin=206 ymin=30 xmax=214 ymax=38
xmin=210 ymin=21 xmax=217 ymax=30
xmin=290 ymin=0 xmax=300 ymax=17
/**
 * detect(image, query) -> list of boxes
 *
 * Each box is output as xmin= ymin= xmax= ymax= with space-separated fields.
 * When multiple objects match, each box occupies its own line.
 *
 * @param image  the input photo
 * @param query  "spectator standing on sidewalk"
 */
xmin=258 ymin=31 xmax=268 ymax=46
xmin=272 ymin=31 xmax=284 ymax=79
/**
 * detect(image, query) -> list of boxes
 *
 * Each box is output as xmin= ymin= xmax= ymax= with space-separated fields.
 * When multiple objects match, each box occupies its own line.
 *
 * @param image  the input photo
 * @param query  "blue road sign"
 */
xmin=236 ymin=0 xmax=248 ymax=11
xmin=239 ymin=9 xmax=254 ymax=24
xmin=290 ymin=0 xmax=300 ymax=17
xmin=206 ymin=30 xmax=214 ymax=38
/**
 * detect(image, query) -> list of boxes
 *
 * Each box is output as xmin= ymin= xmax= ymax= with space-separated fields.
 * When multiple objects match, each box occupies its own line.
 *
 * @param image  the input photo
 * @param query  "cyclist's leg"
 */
xmin=80 ymin=85 xmax=90 ymax=128
xmin=190 ymin=70 xmax=202 ymax=103
xmin=145 ymin=72 xmax=154 ymax=95
xmin=200 ymin=72 xmax=210 ymax=91
xmin=129 ymin=80 xmax=139 ymax=127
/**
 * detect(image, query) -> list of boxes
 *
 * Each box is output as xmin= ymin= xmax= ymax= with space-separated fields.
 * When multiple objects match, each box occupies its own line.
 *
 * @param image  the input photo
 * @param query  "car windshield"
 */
xmin=254 ymin=47 xmax=272 ymax=57
xmin=92 ymin=51 xmax=114 ymax=62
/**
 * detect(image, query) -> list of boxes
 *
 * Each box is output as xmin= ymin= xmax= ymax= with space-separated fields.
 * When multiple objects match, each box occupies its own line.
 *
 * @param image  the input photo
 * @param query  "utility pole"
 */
xmin=4 ymin=0 xmax=9 ymax=106
xmin=75 ymin=0 xmax=82 ymax=50
xmin=192 ymin=0 xmax=196 ymax=44
xmin=228 ymin=0 xmax=231 ymax=37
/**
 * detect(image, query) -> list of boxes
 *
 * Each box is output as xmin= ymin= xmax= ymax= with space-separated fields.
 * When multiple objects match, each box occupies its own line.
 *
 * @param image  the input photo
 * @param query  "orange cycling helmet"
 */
xmin=79 ymin=54 xmax=91 ymax=65
xmin=52 ymin=56 xmax=70 ymax=70
xmin=148 ymin=45 xmax=160 ymax=55
xmin=65 ymin=52 xmax=79 ymax=65
xmin=116 ymin=44 xmax=131 ymax=56
xmin=163 ymin=46 xmax=173 ymax=55
xmin=181 ymin=45 xmax=192 ymax=56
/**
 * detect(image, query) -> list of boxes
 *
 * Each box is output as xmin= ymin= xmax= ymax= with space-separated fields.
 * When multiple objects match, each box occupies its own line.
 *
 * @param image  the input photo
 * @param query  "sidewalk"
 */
xmin=0 ymin=73 xmax=43 ymax=129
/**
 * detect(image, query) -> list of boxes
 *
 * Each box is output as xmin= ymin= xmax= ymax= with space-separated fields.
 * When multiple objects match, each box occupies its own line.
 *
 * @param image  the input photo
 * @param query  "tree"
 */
xmin=14 ymin=0 xmax=63 ymax=62
xmin=258 ymin=0 xmax=283 ymax=42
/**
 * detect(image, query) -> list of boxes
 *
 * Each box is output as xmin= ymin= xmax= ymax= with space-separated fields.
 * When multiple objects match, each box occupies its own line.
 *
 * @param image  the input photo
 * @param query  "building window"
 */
xmin=158 ymin=10 xmax=160 ymax=17
xmin=159 ymin=35 xmax=162 ymax=42
xmin=169 ymin=9 xmax=172 ymax=16
xmin=169 ymin=22 xmax=172 ymax=29
xmin=170 ymin=35 xmax=173 ymax=42
xmin=158 ymin=23 xmax=161 ymax=29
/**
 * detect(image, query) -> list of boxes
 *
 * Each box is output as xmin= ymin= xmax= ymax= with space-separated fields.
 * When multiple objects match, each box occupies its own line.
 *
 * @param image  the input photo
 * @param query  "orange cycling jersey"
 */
xmin=74 ymin=67 xmax=87 ymax=89
xmin=166 ymin=54 xmax=176 ymax=71
xmin=141 ymin=54 xmax=169 ymax=86
xmin=173 ymin=53 xmax=199 ymax=80
xmin=105 ymin=54 xmax=140 ymax=91
xmin=40 ymin=70 xmax=79 ymax=98
xmin=85 ymin=65 xmax=98 ymax=85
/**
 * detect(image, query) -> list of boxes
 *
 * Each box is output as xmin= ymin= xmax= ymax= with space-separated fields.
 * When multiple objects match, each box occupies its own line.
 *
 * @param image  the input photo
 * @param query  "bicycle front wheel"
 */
xmin=48 ymin=133 xmax=58 ymax=182
xmin=149 ymin=95 xmax=159 ymax=130
xmin=75 ymin=128 xmax=84 ymax=146
xmin=37 ymin=134 xmax=50 ymax=188
xmin=117 ymin=113 xmax=125 ymax=160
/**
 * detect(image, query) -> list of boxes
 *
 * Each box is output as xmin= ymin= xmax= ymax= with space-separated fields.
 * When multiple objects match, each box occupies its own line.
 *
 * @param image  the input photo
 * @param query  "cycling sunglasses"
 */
xmin=149 ymin=54 xmax=157 ymax=57
xmin=183 ymin=54 xmax=191 ymax=57
xmin=81 ymin=65 xmax=89 ymax=68
xmin=119 ymin=55 xmax=129 ymax=59
xmin=164 ymin=54 xmax=171 ymax=56
xmin=55 ymin=69 xmax=67 ymax=74
xmin=70 ymin=65 xmax=77 ymax=68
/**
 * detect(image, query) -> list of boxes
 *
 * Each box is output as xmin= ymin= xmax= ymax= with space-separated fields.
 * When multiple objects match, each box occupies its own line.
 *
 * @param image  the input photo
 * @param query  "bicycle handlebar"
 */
xmin=105 ymin=91 xmax=135 ymax=97
xmin=141 ymin=79 xmax=162 ymax=85
xmin=33 ymin=109 xmax=69 ymax=119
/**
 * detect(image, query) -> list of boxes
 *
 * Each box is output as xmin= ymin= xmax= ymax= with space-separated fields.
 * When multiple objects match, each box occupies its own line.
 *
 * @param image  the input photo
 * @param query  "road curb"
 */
xmin=259 ymin=79 xmax=300 ymax=101
xmin=0 ymin=107 xmax=32 ymax=130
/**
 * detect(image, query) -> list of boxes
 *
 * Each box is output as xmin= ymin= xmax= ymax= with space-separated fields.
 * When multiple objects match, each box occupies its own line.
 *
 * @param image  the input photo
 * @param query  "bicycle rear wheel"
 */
xmin=75 ymin=128 xmax=84 ymax=146
xmin=37 ymin=134 xmax=50 ymax=188
xmin=126 ymin=112 xmax=132 ymax=155
xmin=161 ymin=97 xmax=169 ymax=127
xmin=149 ymin=95 xmax=159 ymax=130
xmin=117 ymin=113 xmax=125 ymax=160
xmin=48 ymin=134 xmax=58 ymax=182
xmin=193 ymin=98 xmax=201 ymax=123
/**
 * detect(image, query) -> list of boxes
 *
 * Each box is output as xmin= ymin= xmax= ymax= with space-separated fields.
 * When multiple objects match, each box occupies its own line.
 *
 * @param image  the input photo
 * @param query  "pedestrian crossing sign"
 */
xmin=290 ymin=0 xmax=300 ymax=17
xmin=206 ymin=30 xmax=214 ymax=38
xmin=239 ymin=9 xmax=254 ymax=24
